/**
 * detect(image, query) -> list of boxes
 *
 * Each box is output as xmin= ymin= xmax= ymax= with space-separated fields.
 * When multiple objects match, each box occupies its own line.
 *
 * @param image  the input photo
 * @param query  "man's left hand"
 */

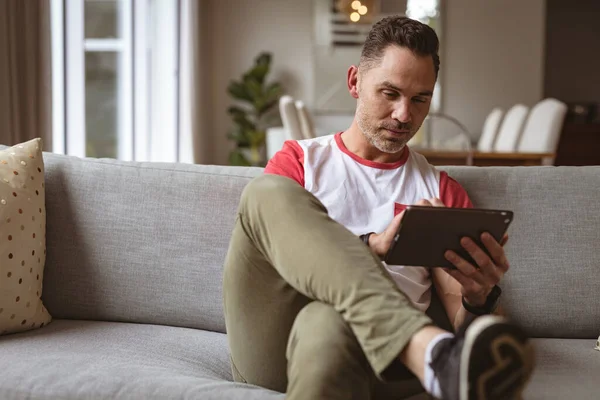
xmin=414 ymin=198 xmax=510 ymax=307
xmin=443 ymin=232 xmax=509 ymax=307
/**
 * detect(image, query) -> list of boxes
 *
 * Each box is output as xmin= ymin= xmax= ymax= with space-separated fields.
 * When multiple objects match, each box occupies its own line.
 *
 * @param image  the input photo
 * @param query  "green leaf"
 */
xmin=243 ymin=53 xmax=271 ymax=85
xmin=246 ymin=63 xmax=269 ymax=84
xmin=246 ymin=130 xmax=266 ymax=147
xmin=227 ymin=129 xmax=250 ymax=147
xmin=264 ymin=82 xmax=283 ymax=101
xmin=254 ymin=82 xmax=282 ymax=116
xmin=257 ymin=99 xmax=279 ymax=118
xmin=227 ymin=106 xmax=247 ymax=120
xmin=245 ymin=79 xmax=263 ymax=101
xmin=255 ymin=52 xmax=271 ymax=68
xmin=228 ymin=81 xmax=253 ymax=102
xmin=229 ymin=150 xmax=251 ymax=166
xmin=227 ymin=106 xmax=257 ymax=131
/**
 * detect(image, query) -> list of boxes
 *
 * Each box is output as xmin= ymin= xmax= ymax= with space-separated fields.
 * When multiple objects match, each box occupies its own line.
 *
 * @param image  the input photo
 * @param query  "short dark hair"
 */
xmin=360 ymin=15 xmax=440 ymax=78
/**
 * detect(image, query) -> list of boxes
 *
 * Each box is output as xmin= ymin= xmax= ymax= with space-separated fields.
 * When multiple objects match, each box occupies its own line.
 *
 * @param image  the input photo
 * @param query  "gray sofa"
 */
xmin=0 ymin=150 xmax=598 ymax=399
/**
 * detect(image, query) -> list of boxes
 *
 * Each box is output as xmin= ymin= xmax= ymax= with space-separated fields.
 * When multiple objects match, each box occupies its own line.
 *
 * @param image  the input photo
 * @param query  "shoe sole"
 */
xmin=459 ymin=316 xmax=535 ymax=400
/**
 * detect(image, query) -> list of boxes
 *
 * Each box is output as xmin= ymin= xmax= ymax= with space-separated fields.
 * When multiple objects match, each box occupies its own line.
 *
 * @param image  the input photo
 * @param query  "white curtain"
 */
xmin=179 ymin=0 xmax=212 ymax=164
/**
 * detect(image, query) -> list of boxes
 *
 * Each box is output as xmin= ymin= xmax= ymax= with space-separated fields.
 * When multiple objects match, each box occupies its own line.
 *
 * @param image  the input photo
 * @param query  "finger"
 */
xmin=444 ymin=249 xmax=487 ymax=286
xmin=386 ymin=211 xmax=405 ymax=237
xmin=415 ymin=199 xmax=433 ymax=207
xmin=500 ymin=234 xmax=509 ymax=247
xmin=428 ymin=197 xmax=446 ymax=208
xmin=460 ymin=237 xmax=502 ymax=284
xmin=481 ymin=232 xmax=510 ymax=272
xmin=444 ymin=267 xmax=483 ymax=295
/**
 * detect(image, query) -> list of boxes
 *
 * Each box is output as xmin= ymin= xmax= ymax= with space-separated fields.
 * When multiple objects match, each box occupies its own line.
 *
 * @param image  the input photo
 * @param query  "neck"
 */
xmin=341 ymin=120 xmax=406 ymax=164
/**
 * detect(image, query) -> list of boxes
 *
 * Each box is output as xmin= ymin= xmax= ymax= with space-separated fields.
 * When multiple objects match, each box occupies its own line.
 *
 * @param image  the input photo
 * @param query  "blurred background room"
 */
xmin=1 ymin=0 xmax=599 ymax=167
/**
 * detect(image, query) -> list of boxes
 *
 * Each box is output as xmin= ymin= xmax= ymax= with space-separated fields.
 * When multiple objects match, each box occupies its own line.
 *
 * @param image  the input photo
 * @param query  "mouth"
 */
xmin=385 ymin=128 xmax=410 ymax=135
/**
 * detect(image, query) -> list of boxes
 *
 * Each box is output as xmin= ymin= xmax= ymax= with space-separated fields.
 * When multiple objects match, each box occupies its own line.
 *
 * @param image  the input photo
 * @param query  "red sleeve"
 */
xmin=264 ymin=140 xmax=305 ymax=186
xmin=439 ymin=171 xmax=473 ymax=209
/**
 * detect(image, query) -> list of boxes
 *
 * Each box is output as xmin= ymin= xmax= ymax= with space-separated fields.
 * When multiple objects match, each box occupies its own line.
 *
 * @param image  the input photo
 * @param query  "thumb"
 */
xmin=386 ymin=211 xmax=405 ymax=237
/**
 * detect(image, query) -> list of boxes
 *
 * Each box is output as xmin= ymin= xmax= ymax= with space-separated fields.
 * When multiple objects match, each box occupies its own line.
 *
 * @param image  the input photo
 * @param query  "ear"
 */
xmin=347 ymin=65 xmax=359 ymax=99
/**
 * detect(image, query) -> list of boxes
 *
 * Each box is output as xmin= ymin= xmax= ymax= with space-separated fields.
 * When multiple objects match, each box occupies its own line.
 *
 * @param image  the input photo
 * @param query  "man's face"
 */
xmin=353 ymin=45 xmax=437 ymax=154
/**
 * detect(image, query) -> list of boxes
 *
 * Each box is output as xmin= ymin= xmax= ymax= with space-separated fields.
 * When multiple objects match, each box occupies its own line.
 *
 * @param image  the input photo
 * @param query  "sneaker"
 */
xmin=430 ymin=315 xmax=535 ymax=400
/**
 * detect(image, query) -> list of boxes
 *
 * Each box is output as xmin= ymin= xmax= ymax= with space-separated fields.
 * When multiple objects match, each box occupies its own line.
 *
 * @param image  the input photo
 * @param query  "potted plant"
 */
xmin=227 ymin=52 xmax=283 ymax=166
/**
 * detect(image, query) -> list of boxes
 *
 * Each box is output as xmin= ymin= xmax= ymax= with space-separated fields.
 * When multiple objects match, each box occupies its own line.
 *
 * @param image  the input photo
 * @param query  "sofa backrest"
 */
xmin=39 ymin=151 xmax=262 ymax=334
xmin=441 ymin=166 xmax=600 ymax=339
xmin=30 ymin=150 xmax=600 ymax=338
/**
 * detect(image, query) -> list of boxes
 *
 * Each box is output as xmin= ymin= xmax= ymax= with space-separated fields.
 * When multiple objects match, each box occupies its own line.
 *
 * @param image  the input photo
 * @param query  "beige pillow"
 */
xmin=0 ymin=138 xmax=52 ymax=335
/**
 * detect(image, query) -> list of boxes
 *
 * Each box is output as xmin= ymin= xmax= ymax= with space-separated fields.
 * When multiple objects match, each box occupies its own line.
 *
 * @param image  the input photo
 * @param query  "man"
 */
xmin=223 ymin=16 xmax=534 ymax=400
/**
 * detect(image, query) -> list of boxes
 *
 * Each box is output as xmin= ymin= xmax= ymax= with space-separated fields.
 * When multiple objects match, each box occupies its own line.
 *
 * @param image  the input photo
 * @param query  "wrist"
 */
xmin=360 ymin=232 xmax=383 ymax=256
xmin=462 ymin=285 xmax=502 ymax=315
xmin=463 ymin=290 xmax=490 ymax=308
xmin=360 ymin=232 xmax=375 ymax=247
xmin=368 ymin=232 xmax=385 ymax=257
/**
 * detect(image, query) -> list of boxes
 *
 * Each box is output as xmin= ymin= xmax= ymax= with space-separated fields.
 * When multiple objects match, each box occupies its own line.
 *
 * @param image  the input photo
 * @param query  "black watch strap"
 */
xmin=462 ymin=285 xmax=502 ymax=316
xmin=359 ymin=232 xmax=374 ymax=246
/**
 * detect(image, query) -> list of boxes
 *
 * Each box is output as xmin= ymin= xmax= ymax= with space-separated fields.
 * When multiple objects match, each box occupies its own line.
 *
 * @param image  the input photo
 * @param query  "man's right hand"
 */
xmin=368 ymin=199 xmax=442 ymax=258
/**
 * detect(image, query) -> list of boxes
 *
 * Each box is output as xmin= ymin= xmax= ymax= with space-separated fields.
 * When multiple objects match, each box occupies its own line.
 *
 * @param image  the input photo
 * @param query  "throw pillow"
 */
xmin=0 ymin=138 xmax=52 ymax=335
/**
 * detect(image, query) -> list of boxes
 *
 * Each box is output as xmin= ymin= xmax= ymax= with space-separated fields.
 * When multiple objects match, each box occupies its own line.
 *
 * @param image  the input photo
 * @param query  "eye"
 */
xmin=412 ymin=97 xmax=427 ymax=104
xmin=382 ymin=91 xmax=398 ymax=98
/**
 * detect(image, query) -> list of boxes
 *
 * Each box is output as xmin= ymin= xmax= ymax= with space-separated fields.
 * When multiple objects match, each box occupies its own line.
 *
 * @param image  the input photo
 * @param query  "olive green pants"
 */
xmin=223 ymin=175 xmax=433 ymax=399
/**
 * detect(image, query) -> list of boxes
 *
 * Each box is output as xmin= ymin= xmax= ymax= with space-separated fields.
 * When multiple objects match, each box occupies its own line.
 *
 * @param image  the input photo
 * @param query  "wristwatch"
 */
xmin=462 ymin=285 xmax=502 ymax=315
xmin=359 ymin=232 xmax=374 ymax=246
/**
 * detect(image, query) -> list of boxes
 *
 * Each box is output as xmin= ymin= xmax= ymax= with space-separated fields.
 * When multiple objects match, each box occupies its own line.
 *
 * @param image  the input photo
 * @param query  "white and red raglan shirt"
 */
xmin=265 ymin=132 xmax=473 ymax=312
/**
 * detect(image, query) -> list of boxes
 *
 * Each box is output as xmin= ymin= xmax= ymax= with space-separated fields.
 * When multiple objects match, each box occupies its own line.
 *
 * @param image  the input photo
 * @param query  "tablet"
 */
xmin=383 ymin=206 xmax=513 ymax=269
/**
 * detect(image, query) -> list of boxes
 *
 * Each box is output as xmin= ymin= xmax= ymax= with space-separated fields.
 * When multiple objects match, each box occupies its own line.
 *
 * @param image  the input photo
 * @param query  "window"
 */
xmin=51 ymin=0 xmax=189 ymax=162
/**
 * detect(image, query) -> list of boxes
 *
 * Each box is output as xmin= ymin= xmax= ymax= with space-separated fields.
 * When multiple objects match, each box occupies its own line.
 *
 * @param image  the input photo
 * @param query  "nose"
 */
xmin=391 ymin=99 xmax=411 ymax=123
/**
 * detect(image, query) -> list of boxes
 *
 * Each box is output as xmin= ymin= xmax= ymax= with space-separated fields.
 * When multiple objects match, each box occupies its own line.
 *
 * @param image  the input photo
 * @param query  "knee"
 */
xmin=286 ymin=302 xmax=372 ymax=396
xmin=239 ymin=174 xmax=306 ymax=214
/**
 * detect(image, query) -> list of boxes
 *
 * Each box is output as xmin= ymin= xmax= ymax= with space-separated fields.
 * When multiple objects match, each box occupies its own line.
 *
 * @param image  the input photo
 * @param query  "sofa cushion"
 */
xmin=524 ymin=338 xmax=600 ymax=400
xmin=0 ymin=319 xmax=284 ymax=400
xmin=0 ymin=138 xmax=52 ymax=335
xmin=39 ymin=153 xmax=262 ymax=333
xmin=442 ymin=166 xmax=600 ymax=339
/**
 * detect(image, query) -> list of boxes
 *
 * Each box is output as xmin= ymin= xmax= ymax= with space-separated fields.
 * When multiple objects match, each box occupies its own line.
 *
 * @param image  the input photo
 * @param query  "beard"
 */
xmin=356 ymin=101 xmax=418 ymax=154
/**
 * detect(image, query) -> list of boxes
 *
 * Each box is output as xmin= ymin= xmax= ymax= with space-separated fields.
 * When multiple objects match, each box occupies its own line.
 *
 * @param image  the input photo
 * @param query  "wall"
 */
xmin=205 ymin=0 xmax=547 ymax=164
xmin=441 ymin=0 xmax=546 ymax=139
xmin=544 ymin=0 xmax=600 ymax=102
xmin=206 ymin=0 xmax=314 ymax=164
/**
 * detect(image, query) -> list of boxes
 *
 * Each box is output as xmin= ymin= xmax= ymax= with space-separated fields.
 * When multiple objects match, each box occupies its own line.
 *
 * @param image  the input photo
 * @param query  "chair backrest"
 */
xmin=517 ymin=98 xmax=567 ymax=153
xmin=278 ymin=95 xmax=304 ymax=140
xmin=422 ymin=112 xmax=473 ymax=152
xmin=493 ymin=104 xmax=529 ymax=152
xmin=295 ymin=100 xmax=316 ymax=139
xmin=477 ymin=108 xmax=504 ymax=152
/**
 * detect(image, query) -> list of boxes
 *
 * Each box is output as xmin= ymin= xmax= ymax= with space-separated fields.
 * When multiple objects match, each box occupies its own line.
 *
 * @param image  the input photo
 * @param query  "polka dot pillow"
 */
xmin=0 ymin=138 xmax=52 ymax=335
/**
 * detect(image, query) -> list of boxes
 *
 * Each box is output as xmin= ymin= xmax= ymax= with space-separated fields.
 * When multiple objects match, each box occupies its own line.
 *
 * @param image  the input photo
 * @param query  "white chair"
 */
xmin=278 ymin=95 xmax=304 ymax=141
xmin=493 ymin=104 xmax=529 ymax=152
xmin=477 ymin=108 xmax=504 ymax=152
xmin=295 ymin=100 xmax=316 ymax=139
xmin=517 ymin=98 xmax=567 ymax=157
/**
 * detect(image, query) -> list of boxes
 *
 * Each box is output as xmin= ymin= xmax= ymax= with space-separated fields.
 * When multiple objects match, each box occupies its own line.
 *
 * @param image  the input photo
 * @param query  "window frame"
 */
xmin=50 ymin=0 xmax=183 ymax=162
